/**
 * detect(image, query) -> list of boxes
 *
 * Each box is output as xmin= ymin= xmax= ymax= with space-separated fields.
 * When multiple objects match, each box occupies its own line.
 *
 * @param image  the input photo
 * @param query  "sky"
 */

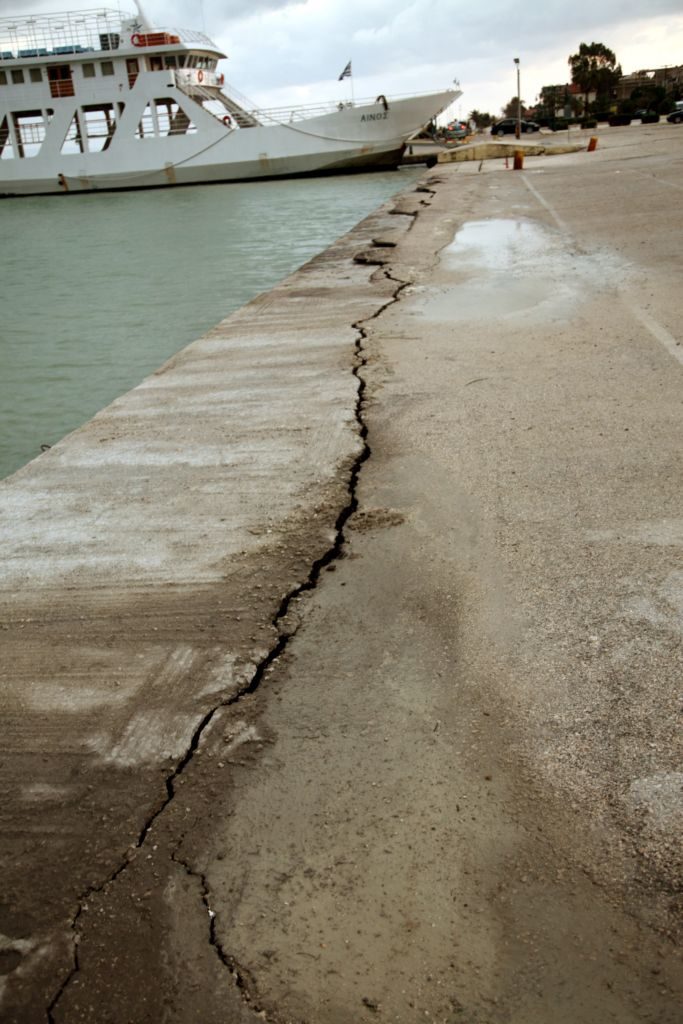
xmin=4 ymin=0 xmax=683 ymax=118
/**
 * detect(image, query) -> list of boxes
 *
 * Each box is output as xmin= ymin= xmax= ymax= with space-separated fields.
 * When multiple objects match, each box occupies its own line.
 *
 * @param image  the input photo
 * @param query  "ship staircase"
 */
xmin=175 ymin=75 xmax=262 ymax=128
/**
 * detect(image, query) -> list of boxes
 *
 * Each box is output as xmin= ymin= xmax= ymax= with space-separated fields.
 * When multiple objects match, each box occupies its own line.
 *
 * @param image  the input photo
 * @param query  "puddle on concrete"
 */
xmin=445 ymin=219 xmax=549 ymax=272
xmin=413 ymin=218 xmax=612 ymax=325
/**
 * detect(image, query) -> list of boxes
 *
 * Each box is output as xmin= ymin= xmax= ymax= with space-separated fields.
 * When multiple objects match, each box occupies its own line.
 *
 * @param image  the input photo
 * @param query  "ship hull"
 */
xmin=0 ymin=90 xmax=455 ymax=197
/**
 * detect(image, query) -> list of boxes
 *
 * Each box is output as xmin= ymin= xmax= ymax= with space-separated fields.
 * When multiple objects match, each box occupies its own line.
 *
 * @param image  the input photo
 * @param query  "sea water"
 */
xmin=0 ymin=169 xmax=420 ymax=480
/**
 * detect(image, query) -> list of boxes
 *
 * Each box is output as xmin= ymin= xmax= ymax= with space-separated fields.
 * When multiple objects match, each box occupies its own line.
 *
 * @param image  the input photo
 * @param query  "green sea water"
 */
xmin=0 ymin=169 xmax=420 ymax=480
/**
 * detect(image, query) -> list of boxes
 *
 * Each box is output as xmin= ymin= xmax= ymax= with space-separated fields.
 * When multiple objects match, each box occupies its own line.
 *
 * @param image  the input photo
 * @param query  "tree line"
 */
xmin=469 ymin=42 xmax=682 ymax=127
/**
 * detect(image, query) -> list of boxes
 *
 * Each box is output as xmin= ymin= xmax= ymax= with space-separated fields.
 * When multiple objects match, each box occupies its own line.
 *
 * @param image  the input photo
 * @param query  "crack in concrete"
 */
xmin=44 ymin=243 xmax=415 ymax=1024
xmin=170 ymin=845 xmax=272 ymax=1022
xmin=205 ymin=266 xmax=413 ymax=1021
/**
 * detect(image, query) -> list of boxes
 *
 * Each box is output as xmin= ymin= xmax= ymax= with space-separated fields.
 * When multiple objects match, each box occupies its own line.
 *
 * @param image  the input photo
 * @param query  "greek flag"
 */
xmin=338 ymin=61 xmax=352 ymax=81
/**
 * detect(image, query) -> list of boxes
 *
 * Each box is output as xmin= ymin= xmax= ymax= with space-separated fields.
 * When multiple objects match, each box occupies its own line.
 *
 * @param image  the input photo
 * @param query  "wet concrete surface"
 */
xmin=417 ymin=216 xmax=612 ymax=324
xmin=2 ymin=125 xmax=683 ymax=1022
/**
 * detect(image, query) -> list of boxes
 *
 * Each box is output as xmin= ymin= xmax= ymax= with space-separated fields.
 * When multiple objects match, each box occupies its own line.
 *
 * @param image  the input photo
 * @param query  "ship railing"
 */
xmin=11 ymin=119 xmax=47 ymax=146
xmin=156 ymin=27 xmax=215 ymax=47
xmin=50 ymin=79 xmax=76 ymax=98
xmin=174 ymin=73 xmax=350 ymax=129
xmin=254 ymin=100 xmax=357 ymax=124
xmin=201 ymin=89 xmax=357 ymax=128
xmin=0 ymin=11 xmax=219 ymax=58
xmin=218 ymin=89 xmax=458 ymax=127
xmin=0 ymin=9 xmax=124 ymax=57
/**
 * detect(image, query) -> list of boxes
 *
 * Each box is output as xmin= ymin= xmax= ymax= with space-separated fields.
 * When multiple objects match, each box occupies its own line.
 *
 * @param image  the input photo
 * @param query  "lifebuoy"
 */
xmin=131 ymin=33 xmax=142 ymax=46
xmin=218 ymin=74 xmax=224 ymax=86
xmin=197 ymin=69 xmax=204 ymax=83
xmin=222 ymin=114 xmax=232 ymax=127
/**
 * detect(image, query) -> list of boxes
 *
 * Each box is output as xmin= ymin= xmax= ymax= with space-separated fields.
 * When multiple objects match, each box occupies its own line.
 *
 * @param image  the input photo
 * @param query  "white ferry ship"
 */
xmin=0 ymin=4 xmax=460 ymax=196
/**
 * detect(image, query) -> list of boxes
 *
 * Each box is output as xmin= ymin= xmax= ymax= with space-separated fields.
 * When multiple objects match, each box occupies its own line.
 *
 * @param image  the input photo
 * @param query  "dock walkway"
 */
xmin=2 ymin=123 xmax=682 ymax=1022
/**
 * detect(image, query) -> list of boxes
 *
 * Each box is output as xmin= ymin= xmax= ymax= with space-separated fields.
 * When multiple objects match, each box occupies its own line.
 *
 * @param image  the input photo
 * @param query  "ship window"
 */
xmin=177 ymin=56 xmax=186 ymax=67
xmin=100 ymin=61 xmax=114 ymax=76
xmin=60 ymin=112 xmax=84 ymax=154
xmin=126 ymin=57 xmax=139 ymax=88
xmin=82 ymin=102 xmax=119 ymax=151
xmin=82 ymin=63 xmax=96 ymax=78
xmin=152 ymin=97 xmax=197 ymax=137
xmin=0 ymin=115 xmax=14 ymax=158
xmin=136 ymin=102 xmax=156 ymax=138
xmin=164 ymin=56 xmax=177 ymax=68
xmin=149 ymin=56 xmax=163 ymax=72
xmin=11 ymin=69 xmax=24 ymax=84
xmin=47 ymin=65 xmax=74 ymax=98
xmin=13 ymin=109 xmax=48 ymax=158
xmin=0 ymin=71 xmax=6 ymax=86
xmin=30 ymin=68 xmax=42 ymax=83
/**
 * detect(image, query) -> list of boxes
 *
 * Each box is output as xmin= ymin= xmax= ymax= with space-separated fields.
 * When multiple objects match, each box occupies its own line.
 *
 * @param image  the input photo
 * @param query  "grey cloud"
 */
xmin=142 ymin=0 xmax=295 ymax=22
xmin=221 ymin=0 xmax=682 ymax=93
xmin=0 ymin=0 xmax=295 ymax=16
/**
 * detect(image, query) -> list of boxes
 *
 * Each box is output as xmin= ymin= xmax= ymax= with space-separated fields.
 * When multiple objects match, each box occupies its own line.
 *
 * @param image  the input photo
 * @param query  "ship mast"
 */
xmin=133 ymin=1 xmax=153 ymax=29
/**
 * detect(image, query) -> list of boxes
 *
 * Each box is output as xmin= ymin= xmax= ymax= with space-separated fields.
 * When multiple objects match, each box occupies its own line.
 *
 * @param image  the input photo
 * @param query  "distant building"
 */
xmin=568 ymin=82 xmax=597 ymax=109
xmin=537 ymin=83 xmax=593 ymax=118
xmin=537 ymin=65 xmax=682 ymax=118
xmin=617 ymin=64 xmax=683 ymax=101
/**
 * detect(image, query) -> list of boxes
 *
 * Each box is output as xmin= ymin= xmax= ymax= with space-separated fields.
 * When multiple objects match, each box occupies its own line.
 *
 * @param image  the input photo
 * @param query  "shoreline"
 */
xmin=0 ymin=168 xmax=421 ymax=483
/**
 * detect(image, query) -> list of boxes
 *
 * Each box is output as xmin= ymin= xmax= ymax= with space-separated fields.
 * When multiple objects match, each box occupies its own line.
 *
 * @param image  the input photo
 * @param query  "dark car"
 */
xmin=667 ymin=108 xmax=683 ymax=123
xmin=490 ymin=118 xmax=540 ymax=136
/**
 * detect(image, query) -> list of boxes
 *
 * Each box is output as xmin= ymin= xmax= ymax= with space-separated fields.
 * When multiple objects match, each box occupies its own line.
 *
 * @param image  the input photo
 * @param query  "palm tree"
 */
xmin=568 ymin=42 xmax=621 ymax=115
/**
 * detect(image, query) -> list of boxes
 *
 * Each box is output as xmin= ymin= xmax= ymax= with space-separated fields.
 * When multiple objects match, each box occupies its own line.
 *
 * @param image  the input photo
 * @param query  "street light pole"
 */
xmin=514 ymin=57 xmax=521 ymax=139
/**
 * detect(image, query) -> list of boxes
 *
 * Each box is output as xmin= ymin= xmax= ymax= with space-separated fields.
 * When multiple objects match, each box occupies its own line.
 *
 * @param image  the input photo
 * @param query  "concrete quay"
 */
xmin=2 ymin=123 xmax=682 ymax=1022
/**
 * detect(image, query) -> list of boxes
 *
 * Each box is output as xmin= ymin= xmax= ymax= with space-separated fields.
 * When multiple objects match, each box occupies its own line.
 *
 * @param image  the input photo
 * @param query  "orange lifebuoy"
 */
xmin=222 ymin=114 xmax=232 ymax=127
xmin=131 ymin=33 xmax=142 ymax=46
xmin=218 ymin=74 xmax=224 ymax=86
xmin=197 ymin=69 xmax=204 ymax=83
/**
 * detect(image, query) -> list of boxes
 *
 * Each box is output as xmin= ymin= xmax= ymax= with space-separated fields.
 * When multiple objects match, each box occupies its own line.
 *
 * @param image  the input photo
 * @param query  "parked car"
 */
xmin=490 ymin=118 xmax=540 ymax=136
xmin=667 ymin=109 xmax=683 ymax=123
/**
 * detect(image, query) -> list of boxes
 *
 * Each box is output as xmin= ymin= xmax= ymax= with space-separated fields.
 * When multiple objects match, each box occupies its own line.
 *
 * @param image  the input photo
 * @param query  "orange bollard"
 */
xmin=513 ymin=150 xmax=524 ymax=170
xmin=587 ymin=136 xmax=598 ymax=152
